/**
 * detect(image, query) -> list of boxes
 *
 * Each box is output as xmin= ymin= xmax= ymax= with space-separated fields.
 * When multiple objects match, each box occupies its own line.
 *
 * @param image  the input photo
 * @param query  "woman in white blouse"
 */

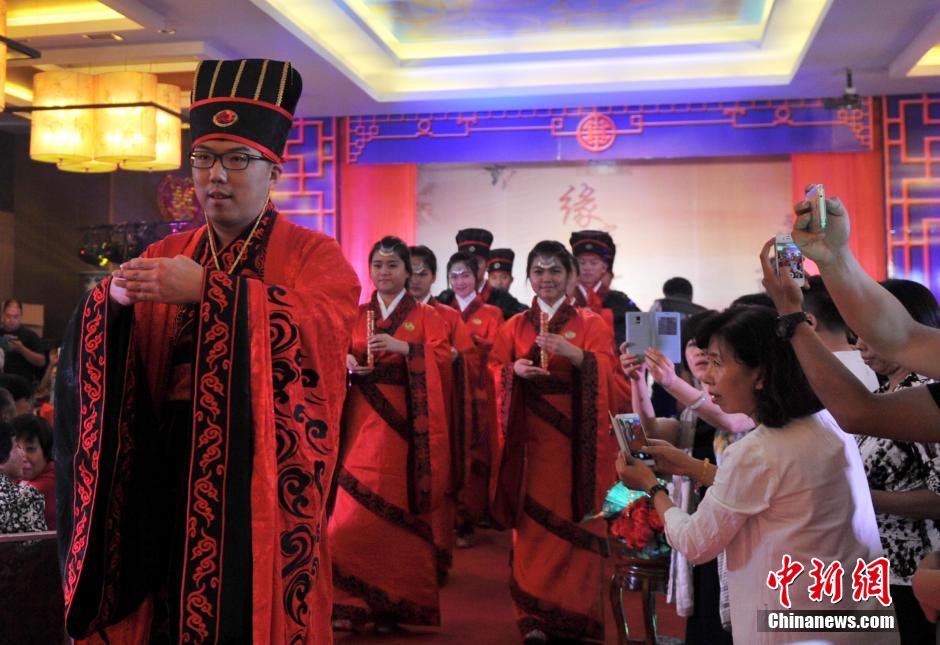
xmin=617 ymin=305 xmax=898 ymax=644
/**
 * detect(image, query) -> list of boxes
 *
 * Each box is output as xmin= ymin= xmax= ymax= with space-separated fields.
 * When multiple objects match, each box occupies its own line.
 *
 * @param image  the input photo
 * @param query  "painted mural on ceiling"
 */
xmin=345 ymin=0 xmax=768 ymax=43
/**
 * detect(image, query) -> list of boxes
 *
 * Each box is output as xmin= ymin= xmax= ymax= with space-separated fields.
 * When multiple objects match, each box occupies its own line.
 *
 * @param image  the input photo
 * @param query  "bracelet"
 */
xmin=688 ymin=390 xmax=708 ymax=410
xmin=700 ymin=458 xmax=711 ymax=484
xmin=647 ymin=483 xmax=668 ymax=500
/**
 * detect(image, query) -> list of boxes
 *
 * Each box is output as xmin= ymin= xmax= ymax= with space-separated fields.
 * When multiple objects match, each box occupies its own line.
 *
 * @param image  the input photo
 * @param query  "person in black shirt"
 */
xmin=1 ymin=300 xmax=46 ymax=384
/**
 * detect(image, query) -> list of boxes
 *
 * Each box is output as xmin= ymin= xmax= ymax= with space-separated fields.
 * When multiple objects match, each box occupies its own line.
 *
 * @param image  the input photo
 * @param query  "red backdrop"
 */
xmin=339 ymin=163 xmax=417 ymax=302
xmin=790 ymin=107 xmax=887 ymax=281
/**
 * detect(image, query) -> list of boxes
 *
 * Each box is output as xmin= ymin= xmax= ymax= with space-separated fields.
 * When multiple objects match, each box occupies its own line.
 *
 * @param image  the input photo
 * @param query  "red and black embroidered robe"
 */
xmin=55 ymin=208 xmax=360 ymax=644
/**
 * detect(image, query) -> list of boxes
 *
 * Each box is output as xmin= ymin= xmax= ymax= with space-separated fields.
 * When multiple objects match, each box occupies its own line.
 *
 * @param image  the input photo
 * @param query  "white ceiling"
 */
xmin=4 ymin=0 xmax=940 ymax=119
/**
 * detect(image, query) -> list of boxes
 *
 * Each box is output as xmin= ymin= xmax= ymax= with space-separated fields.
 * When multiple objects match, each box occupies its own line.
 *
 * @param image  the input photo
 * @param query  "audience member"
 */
xmin=729 ymin=292 xmax=774 ymax=308
xmin=621 ymin=309 xmax=751 ymax=643
xmin=13 ymin=414 xmax=55 ymax=531
xmin=649 ymin=277 xmax=707 ymax=321
xmin=616 ymin=305 xmax=895 ymax=643
xmin=1 ymin=299 xmax=47 ymax=383
xmin=0 ymin=374 xmax=35 ymax=416
xmin=803 ymin=275 xmax=879 ymax=391
xmin=0 ymin=420 xmax=46 ymax=533
xmin=0 ymin=388 xmax=14 ymax=422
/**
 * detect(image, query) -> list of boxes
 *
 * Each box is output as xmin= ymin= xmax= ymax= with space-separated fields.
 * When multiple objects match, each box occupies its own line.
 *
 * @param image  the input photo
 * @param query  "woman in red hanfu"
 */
xmin=408 ymin=245 xmax=476 ymax=584
xmin=330 ymin=237 xmax=451 ymax=633
xmin=446 ymin=251 xmax=504 ymax=547
xmin=489 ymin=240 xmax=620 ymax=644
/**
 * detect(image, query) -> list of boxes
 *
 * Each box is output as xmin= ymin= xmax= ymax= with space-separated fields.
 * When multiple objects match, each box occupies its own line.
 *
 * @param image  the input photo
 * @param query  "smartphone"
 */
xmin=625 ymin=312 xmax=682 ymax=364
xmin=806 ymin=183 xmax=827 ymax=231
xmin=610 ymin=412 xmax=655 ymax=466
xmin=774 ymin=234 xmax=806 ymax=287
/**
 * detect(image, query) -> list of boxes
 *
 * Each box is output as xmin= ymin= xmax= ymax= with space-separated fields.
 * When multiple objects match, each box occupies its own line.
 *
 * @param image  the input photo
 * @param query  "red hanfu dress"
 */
xmin=450 ymin=295 xmax=504 ymax=532
xmin=489 ymin=300 xmax=619 ymax=641
xmin=427 ymin=297 xmax=476 ymax=580
xmin=330 ymin=292 xmax=451 ymax=626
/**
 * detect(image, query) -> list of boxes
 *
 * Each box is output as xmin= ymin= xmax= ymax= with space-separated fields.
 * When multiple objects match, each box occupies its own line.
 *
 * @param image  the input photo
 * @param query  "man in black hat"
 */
xmin=569 ymin=230 xmax=639 ymax=345
xmin=439 ymin=229 xmax=526 ymax=319
xmin=486 ymin=248 xmax=516 ymax=293
xmin=57 ymin=59 xmax=360 ymax=643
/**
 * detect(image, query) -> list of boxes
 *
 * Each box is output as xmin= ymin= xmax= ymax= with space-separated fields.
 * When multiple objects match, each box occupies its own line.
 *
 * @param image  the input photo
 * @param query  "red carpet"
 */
xmin=334 ymin=528 xmax=685 ymax=644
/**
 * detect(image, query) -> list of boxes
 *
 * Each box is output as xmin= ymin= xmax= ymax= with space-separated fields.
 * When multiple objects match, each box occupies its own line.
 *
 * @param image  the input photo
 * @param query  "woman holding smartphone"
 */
xmin=489 ymin=240 xmax=619 ymax=644
xmin=620 ymin=309 xmax=751 ymax=643
xmin=616 ymin=305 xmax=895 ymax=644
xmin=330 ymin=236 xmax=451 ymax=633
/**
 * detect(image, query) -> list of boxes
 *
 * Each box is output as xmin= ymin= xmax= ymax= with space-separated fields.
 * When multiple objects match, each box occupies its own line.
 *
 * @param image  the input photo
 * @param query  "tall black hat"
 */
xmin=455 ymin=228 xmax=494 ymax=259
xmin=189 ymin=59 xmax=302 ymax=163
xmin=487 ymin=249 xmax=515 ymax=273
xmin=570 ymin=230 xmax=616 ymax=264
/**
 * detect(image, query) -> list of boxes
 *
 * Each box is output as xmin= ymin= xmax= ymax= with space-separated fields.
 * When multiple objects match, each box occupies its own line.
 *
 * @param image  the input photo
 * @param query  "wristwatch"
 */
xmin=775 ymin=311 xmax=811 ymax=340
xmin=646 ymin=483 xmax=668 ymax=500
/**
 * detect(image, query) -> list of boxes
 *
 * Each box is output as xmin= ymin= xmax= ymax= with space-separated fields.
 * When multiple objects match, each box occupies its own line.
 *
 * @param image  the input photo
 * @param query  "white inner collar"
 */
xmin=378 ymin=289 xmax=407 ymax=320
xmin=537 ymin=296 xmax=567 ymax=321
xmin=456 ymin=291 xmax=476 ymax=312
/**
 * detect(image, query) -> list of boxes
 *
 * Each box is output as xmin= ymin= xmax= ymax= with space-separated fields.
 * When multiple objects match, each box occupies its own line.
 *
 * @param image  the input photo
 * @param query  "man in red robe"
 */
xmin=55 ymin=59 xmax=360 ymax=644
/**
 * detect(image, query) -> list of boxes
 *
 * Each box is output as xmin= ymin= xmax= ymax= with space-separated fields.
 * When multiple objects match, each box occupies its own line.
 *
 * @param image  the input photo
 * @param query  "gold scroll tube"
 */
xmin=539 ymin=311 xmax=549 ymax=370
xmin=366 ymin=309 xmax=376 ymax=367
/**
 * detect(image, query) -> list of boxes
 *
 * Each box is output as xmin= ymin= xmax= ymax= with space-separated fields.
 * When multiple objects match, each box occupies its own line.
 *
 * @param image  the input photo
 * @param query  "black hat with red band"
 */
xmin=455 ymin=228 xmax=494 ymax=259
xmin=569 ymin=230 xmax=616 ymax=264
xmin=487 ymin=249 xmax=515 ymax=273
xmin=189 ymin=59 xmax=301 ymax=163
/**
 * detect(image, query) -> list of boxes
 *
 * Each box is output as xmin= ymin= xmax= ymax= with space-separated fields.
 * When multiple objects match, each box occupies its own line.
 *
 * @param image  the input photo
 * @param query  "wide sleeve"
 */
xmin=202 ymin=233 xmax=361 ymax=644
xmin=663 ymin=435 xmax=779 ymax=564
xmin=417 ymin=305 xmax=453 ymax=512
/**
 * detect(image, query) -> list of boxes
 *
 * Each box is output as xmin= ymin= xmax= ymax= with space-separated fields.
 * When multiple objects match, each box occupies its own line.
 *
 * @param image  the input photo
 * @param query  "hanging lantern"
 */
xmin=122 ymin=83 xmax=181 ymax=171
xmin=93 ymin=71 xmax=157 ymax=163
xmin=30 ymin=71 xmax=96 ymax=163
xmin=58 ymin=160 xmax=119 ymax=173
xmin=1 ymin=0 xmax=7 ymax=113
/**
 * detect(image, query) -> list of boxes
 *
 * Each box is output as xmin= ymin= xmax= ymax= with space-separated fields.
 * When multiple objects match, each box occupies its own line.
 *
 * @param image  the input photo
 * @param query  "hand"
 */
xmin=451 ymin=346 xmax=459 ymax=363
xmin=645 ymin=348 xmax=676 ymax=388
xmin=513 ymin=358 xmax=550 ymax=380
xmin=643 ymin=441 xmax=697 ymax=478
xmin=615 ymin=451 xmax=658 ymax=491
xmin=112 ymin=256 xmax=205 ymax=304
xmin=913 ymin=551 xmax=940 ymax=623
xmin=5 ymin=338 xmax=23 ymax=354
xmin=346 ymin=353 xmax=373 ymax=375
xmin=760 ymin=238 xmax=805 ymax=315
xmin=791 ymin=194 xmax=851 ymax=268
xmin=368 ymin=333 xmax=409 ymax=356
xmin=536 ymin=333 xmax=582 ymax=364
xmin=619 ymin=348 xmax=647 ymax=382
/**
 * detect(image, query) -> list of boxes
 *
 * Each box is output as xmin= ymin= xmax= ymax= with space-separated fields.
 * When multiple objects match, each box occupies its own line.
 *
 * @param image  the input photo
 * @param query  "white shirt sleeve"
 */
xmin=663 ymin=433 xmax=779 ymax=564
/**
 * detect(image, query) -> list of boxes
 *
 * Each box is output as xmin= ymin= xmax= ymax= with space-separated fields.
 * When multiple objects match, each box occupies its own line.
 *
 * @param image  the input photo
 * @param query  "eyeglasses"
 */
xmin=189 ymin=150 xmax=269 ymax=170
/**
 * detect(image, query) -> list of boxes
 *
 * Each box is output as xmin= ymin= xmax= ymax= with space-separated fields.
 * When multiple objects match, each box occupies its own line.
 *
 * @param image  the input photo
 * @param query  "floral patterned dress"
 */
xmin=855 ymin=372 xmax=940 ymax=585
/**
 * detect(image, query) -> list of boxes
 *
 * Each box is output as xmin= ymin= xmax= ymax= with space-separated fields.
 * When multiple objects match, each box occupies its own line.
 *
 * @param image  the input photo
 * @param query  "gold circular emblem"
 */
xmin=564 ymin=331 xmax=577 ymax=339
xmin=472 ymin=318 xmax=483 ymax=325
xmin=403 ymin=321 xmax=416 ymax=331
xmin=212 ymin=109 xmax=238 ymax=127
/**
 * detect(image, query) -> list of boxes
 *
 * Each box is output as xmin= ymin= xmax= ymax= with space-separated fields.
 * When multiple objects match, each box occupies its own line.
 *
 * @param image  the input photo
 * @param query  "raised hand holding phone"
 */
xmin=773 ymin=234 xmax=806 ymax=287
xmin=792 ymin=191 xmax=851 ymax=268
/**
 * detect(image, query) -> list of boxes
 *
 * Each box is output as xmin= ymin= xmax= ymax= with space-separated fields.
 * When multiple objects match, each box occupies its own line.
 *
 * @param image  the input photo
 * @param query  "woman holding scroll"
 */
xmin=488 ymin=240 xmax=620 ymax=644
xmin=330 ymin=236 xmax=451 ymax=633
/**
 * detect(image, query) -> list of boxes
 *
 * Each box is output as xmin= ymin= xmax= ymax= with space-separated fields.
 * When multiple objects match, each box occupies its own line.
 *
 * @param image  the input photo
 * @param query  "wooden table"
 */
xmin=609 ymin=547 xmax=670 ymax=645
